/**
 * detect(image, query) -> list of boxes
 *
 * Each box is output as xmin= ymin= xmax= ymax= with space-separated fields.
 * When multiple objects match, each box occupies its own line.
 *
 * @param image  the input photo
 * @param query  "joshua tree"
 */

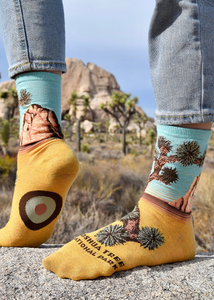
xmin=133 ymin=113 xmax=148 ymax=145
xmin=104 ymin=118 xmax=110 ymax=142
xmin=63 ymin=113 xmax=73 ymax=141
xmin=69 ymin=92 xmax=90 ymax=151
xmin=100 ymin=92 xmax=138 ymax=154
xmin=147 ymin=128 xmax=156 ymax=156
xmin=1 ymin=120 xmax=10 ymax=155
xmin=0 ymin=87 xmax=18 ymax=120
xmin=93 ymin=122 xmax=102 ymax=140
xmin=82 ymin=94 xmax=95 ymax=122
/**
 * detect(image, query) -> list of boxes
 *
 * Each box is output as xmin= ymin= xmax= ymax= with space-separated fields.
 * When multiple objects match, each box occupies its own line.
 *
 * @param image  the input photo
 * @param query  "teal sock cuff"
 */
xmin=16 ymin=72 xmax=62 ymax=128
xmin=157 ymin=124 xmax=212 ymax=144
xmin=145 ymin=124 xmax=211 ymax=202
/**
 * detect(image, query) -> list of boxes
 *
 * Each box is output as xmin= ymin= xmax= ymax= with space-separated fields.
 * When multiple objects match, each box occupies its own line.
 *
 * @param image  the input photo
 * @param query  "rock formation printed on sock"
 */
xmin=19 ymin=101 xmax=64 ymax=147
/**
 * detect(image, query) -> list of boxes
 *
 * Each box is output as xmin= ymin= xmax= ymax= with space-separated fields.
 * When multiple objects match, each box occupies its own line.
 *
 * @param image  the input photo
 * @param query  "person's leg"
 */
xmin=43 ymin=0 xmax=213 ymax=280
xmin=0 ymin=0 xmax=79 ymax=247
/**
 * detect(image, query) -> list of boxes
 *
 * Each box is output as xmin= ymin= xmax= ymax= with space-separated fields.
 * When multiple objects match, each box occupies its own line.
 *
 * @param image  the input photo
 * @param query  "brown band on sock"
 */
xmin=18 ymin=137 xmax=61 ymax=153
xmin=142 ymin=193 xmax=192 ymax=221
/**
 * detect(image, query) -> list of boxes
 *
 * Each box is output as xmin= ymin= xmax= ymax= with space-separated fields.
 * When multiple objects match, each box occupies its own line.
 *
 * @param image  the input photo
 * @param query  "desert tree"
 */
xmin=100 ymin=91 xmax=138 ymax=154
xmin=93 ymin=122 xmax=102 ymax=140
xmin=147 ymin=127 xmax=156 ymax=156
xmin=69 ymin=92 xmax=90 ymax=151
xmin=133 ymin=113 xmax=148 ymax=145
xmin=1 ymin=120 xmax=10 ymax=155
xmin=104 ymin=118 xmax=110 ymax=142
xmin=0 ymin=87 xmax=18 ymax=120
xmin=82 ymin=94 xmax=95 ymax=122
xmin=63 ymin=113 xmax=74 ymax=141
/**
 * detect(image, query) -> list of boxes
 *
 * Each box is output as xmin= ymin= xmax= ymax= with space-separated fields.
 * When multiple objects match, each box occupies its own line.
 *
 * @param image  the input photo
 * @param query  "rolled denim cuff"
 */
xmin=9 ymin=61 xmax=67 ymax=79
xmin=155 ymin=111 xmax=214 ymax=125
xmin=0 ymin=0 xmax=66 ymax=79
xmin=149 ymin=0 xmax=214 ymax=125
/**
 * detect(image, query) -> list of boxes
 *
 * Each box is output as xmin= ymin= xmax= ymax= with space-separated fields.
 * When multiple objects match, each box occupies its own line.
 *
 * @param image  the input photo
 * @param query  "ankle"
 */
xmin=174 ymin=123 xmax=212 ymax=130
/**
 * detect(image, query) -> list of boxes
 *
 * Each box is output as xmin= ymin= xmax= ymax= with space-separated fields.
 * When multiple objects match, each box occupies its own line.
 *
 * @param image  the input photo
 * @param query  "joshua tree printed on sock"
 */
xmin=147 ymin=136 xmax=179 ymax=185
xmin=121 ymin=205 xmax=140 ymax=222
xmin=95 ymin=205 xmax=165 ymax=250
xmin=19 ymin=89 xmax=32 ymax=106
xmin=146 ymin=135 xmax=207 ymax=213
xmin=148 ymin=136 xmax=206 ymax=185
xmin=161 ymin=166 xmax=179 ymax=185
xmin=176 ymin=141 xmax=206 ymax=167
xmin=137 ymin=227 xmax=165 ymax=250
xmin=95 ymin=224 xmax=130 ymax=246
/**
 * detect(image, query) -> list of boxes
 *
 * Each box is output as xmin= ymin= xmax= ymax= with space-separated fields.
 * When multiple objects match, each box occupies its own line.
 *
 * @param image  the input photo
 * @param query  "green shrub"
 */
xmin=81 ymin=143 xmax=91 ymax=153
xmin=130 ymin=149 xmax=139 ymax=156
xmin=0 ymin=155 xmax=16 ymax=176
xmin=99 ymin=138 xmax=105 ymax=143
xmin=1 ymin=120 xmax=10 ymax=146
xmin=209 ymin=140 xmax=214 ymax=147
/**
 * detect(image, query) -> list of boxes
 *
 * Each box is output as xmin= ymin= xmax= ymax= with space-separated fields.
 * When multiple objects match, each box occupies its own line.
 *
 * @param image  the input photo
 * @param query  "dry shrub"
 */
xmin=193 ymin=168 xmax=214 ymax=251
xmin=0 ymin=188 xmax=13 ymax=229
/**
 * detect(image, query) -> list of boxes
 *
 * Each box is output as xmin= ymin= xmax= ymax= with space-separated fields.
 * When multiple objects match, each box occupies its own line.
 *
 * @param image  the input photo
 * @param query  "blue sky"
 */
xmin=0 ymin=0 xmax=156 ymax=117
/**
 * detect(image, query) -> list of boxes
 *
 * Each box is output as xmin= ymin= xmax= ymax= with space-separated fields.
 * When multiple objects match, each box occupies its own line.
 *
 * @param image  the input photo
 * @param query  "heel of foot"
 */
xmin=139 ymin=197 xmax=196 ymax=263
xmin=0 ymin=138 xmax=79 ymax=247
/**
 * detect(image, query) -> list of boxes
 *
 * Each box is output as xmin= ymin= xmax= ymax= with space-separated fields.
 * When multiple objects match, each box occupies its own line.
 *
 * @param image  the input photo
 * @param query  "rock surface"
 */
xmin=0 ymin=246 xmax=213 ymax=299
xmin=61 ymin=58 xmax=120 ymax=120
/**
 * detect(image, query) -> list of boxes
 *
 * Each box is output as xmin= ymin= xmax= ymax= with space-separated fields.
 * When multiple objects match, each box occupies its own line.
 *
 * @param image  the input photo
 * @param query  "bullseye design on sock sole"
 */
xmin=0 ymin=139 xmax=79 ymax=247
xmin=19 ymin=191 xmax=62 ymax=230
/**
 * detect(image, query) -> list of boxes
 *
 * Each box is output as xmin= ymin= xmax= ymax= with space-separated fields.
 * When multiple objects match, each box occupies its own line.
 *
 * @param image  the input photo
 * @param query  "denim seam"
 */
xmin=8 ymin=61 xmax=66 ymax=71
xmin=155 ymin=113 xmax=214 ymax=118
xmin=195 ymin=0 xmax=204 ymax=123
xmin=14 ymin=0 xmax=30 ymax=63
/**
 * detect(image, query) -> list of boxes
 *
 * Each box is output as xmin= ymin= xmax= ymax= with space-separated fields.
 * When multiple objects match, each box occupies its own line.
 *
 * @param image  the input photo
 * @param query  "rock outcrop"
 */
xmin=62 ymin=58 xmax=123 ymax=124
xmin=0 ymin=80 xmax=16 ymax=119
xmin=0 ymin=246 xmax=213 ymax=299
xmin=0 ymin=58 xmax=154 ymax=132
xmin=61 ymin=58 xmax=120 ymax=112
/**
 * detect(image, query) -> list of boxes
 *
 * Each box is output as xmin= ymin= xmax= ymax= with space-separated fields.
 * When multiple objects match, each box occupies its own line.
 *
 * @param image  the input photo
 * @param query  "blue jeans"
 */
xmin=149 ymin=0 xmax=214 ymax=124
xmin=0 ymin=0 xmax=214 ymax=125
xmin=0 ymin=0 xmax=66 ymax=78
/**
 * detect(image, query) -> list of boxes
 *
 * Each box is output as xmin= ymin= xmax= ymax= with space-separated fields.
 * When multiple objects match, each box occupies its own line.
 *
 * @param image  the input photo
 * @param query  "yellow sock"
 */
xmin=43 ymin=196 xmax=196 ymax=280
xmin=0 ymin=139 xmax=79 ymax=247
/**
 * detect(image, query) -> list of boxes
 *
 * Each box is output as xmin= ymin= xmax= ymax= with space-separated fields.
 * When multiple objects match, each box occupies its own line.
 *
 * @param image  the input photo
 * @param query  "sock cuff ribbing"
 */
xmin=16 ymin=72 xmax=62 ymax=127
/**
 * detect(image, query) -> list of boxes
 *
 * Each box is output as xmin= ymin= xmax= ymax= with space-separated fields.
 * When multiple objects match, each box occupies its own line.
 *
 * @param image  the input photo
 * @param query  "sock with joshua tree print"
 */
xmin=43 ymin=124 xmax=211 ymax=280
